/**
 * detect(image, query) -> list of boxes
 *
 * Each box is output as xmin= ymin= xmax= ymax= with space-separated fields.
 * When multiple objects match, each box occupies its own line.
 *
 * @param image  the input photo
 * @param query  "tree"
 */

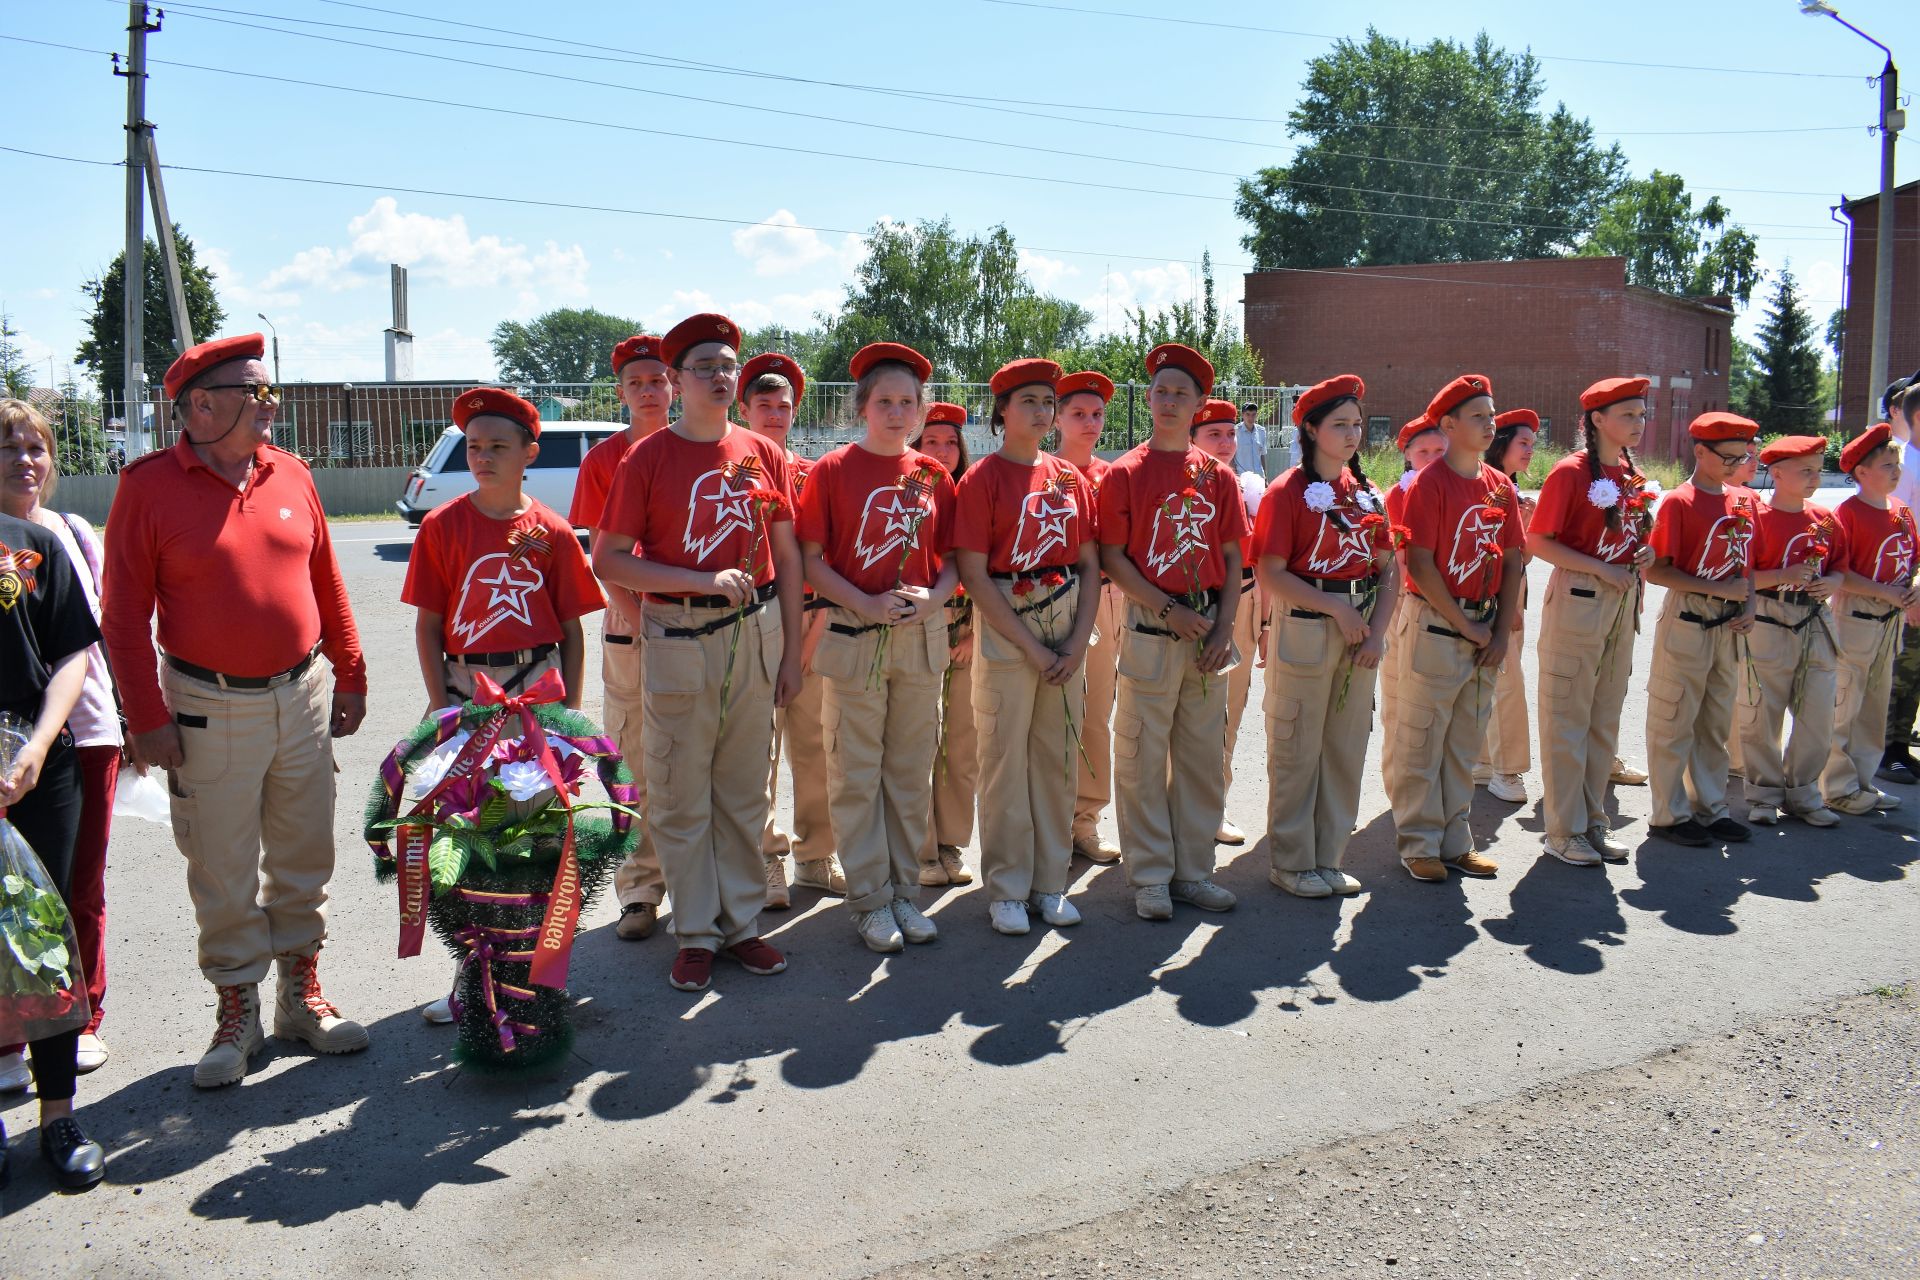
xmin=1577 ymin=171 xmax=1760 ymax=304
xmin=1 ymin=312 xmax=31 ymax=398
xmin=1749 ymin=267 xmax=1824 ymax=433
xmin=815 ymin=219 xmax=1091 ymax=382
xmin=1053 ymin=253 xmax=1263 ymax=388
xmin=1825 ymin=306 xmax=1845 ymax=365
xmin=1236 ymin=30 xmax=1625 ymax=269
xmin=76 ymin=225 xmax=226 ymax=406
xmin=491 ymin=307 xmax=643 ymax=385
xmin=1729 ymin=336 xmax=1763 ymax=420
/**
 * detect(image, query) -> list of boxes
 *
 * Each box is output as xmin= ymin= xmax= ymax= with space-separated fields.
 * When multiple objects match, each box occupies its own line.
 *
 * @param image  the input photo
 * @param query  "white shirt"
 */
xmin=37 ymin=511 xmax=122 ymax=749
xmin=1896 ymin=439 xmax=1920 ymax=513
xmin=1234 ymin=420 xmax=1268 ymax=479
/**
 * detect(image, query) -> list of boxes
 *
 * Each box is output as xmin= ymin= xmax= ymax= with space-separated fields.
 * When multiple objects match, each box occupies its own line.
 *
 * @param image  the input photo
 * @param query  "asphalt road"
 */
xmin=2 ymin=517 xmax=1914 ymax=1279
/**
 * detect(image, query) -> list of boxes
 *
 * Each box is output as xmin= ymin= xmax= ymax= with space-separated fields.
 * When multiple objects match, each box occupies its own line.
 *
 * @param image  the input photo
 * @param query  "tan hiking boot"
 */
xmin=194 ymin=983 xmax=265 ymax=1089
xmin=273 ymin=952 xmax=370 ymax=1055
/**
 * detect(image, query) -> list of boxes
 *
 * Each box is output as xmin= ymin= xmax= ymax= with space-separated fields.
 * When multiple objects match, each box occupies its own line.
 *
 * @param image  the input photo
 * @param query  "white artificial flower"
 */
xmin=1640 ymin=476 xmax=1663 ymax=497
xmin=1303 ymin=480 xmax=1337 ymax=513
xmin=497 ymin=759 xmax=555 ymax=803
xmin=1586 ymin=477 xmax=1622 ymax=510
xmin=1398 ymin=471 xmax=1417 ymax=492
xmin=1353 ymin=489 xmax=1378 ymax=513
xmin=403 ymin=732 xmax=471 ymax=800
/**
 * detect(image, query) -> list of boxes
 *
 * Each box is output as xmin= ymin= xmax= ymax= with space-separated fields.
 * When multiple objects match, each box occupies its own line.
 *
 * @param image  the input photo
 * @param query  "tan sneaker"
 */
xmin=1317 ymin=867 xmax=1363 ymax=895
xmin=1215 ymin=818 xmax=1247 ymax=846
xmin=616 ymin=902 xmax=658 ymax=940
xmin=1828 ymin=789 xmax=1880 ymax=816
xmin=1584 ymin=824 xmax=1629 ymax=863
xmin=1609 ymin=758 xmax=1649 ymax=786
xmin=917 ymin=858 xmax=951 ymax=887
xmin=794 ymin=855 xmax=848 ymax=895
xmin=1269 ymin=868 xmax=1331 ymax=898
xmin=1788 ymin=805 xmax=1841 ymax=828
xmin=1171 ymin=878 xmax=1236 ymax=911
xmin=1541 ymin=834 xmax=1601 ymax=866
xmin=1404 ymin=857 xmax=1448 ymax=883
xmin=273 ymin=952 xmax=370 ymax=1055
xmin=1447 ymin=850 xmax=1500 ymax=877
xmin=937 ymin=846 xmax=973 ymax=885
xmin=1134 ymin=885 xmax=1173 ymax=920
xmin=194 ymin=983 xmax=265 ymax=1089
xmin=1486 ymin=774 xmax=1528 ymax=804
xmin=1072 ymin=833 xmax=1122 ymax=864
xmin=764 ymin=855 xmax=791 ymax=911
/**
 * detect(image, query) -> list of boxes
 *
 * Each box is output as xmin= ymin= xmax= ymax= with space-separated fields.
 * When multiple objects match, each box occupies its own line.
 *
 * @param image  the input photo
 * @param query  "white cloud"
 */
xmin=732 ymin=209 xmax=863 ymax=278
xmin=201 ymin=245 xmax=302 ymax=313
xmin=1081 ymin=261 xmax=1200 ymax=333
xmin=1020 ymin=249 xmax=1075 ymax=292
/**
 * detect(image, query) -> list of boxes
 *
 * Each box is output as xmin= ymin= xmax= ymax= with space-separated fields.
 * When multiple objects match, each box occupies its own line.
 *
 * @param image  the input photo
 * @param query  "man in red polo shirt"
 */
xmin=102 ymin=333 xmax=371 ymax=1090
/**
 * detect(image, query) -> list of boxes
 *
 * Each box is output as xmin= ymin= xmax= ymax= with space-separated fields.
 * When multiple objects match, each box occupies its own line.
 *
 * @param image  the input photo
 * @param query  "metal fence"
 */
xmin=43 ymin=380 xmax=1308 ymax=476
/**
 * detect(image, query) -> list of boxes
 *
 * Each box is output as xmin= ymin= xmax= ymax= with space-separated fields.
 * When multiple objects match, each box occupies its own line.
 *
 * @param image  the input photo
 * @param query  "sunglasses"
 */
xmin=200 ymin=382 xmax=284 ymax=404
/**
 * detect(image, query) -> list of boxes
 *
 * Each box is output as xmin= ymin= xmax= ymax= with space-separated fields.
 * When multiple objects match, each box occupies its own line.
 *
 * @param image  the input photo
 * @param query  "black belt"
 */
xmin=990 ymin=566 xmax=1078 ymax=583
xmin=1133 ymin=587 xmax=1221 ymax=638
xmin=1757 ymin=588 xmax=1813 ymax=604
xmin=1423 ymin=600 xmax=1496 ymax=640
xmin=1679 ymin=609 xmax=1740 ymax=630
xmin=663 ymin=600 xmax=768 ymax=639
xmin=1569 ymin=587 xmax=1597 ymax=599
xmin=803 ymin=597 xmax=833 ymax=613
xmin=166 ymin=645 xmax=319 ymax=690
xmin=1757 ymin=612 xmax=1818 ymax=633
xmin=1298 ymin=573 xmax=1378 ymax=595
xmin=1011 ymin=575 xmax=1076 ymax=617
xmin=1851 ymin=606 xmax=1899 ymax=623
xmin=830 ymin=619 xmax=886 ymax=637
xmin=448 ymin=643 xmax=557 ymax=667
xmin=650 ymin=581 xmax=778 ymax=610
xmin=605 ymin=634 xmax=635 ymax=645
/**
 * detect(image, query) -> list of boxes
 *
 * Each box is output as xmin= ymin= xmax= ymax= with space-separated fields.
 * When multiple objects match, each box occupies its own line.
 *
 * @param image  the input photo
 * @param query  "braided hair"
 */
xmin=1299 ymin=394 xmax=1379 ymax=528
xmin=1583 ymin=406 xmax=1638 ymax=531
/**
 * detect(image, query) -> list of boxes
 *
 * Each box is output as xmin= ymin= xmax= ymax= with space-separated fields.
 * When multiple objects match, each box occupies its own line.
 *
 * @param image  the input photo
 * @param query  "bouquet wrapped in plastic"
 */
xmin=0 ymin=714 xmax=91 ymax=1045
xmin=363 ymin=673 xmax=638 ymax=1071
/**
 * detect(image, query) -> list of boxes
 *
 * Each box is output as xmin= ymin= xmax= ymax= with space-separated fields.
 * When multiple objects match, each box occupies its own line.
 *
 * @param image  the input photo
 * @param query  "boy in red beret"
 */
xmin=580 ymin=335 xmax=672 ymax=941
xmin=1052 ymin=371 xmax=1125 ymax=865
xmin=1097 ymin=343 xmax=1247 ymax=920
xmin=1641 ymin=412 xmax=1760 ymax=847
xmin=1732 ymin=436 xmax=1845 ymax=827
xmin=592 ymin=313 xmax=803 ymax=992
xmin=1821 ymin=423 xmax=1919 ymax=814
xmin=737 ymin=352 xmax=845 ymax=908
xmin=405 ymin=389 xmax=601 ymax=712
xmin=1384 ymin=375 xmax=1522 ymax=881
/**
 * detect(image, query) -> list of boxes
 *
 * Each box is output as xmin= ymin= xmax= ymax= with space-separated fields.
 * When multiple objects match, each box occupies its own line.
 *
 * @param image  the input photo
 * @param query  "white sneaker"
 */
xmin=1487 ymin=773 xmax=1528 ymax=803
xmin=1215 ymin=818 xmax=1247 ymax=845
xmin=1269 ymin=868 xmax=1331 ymax=898
xmin=1829 ymin=790 xmax=1880 ymax=816
xmin=422 ymin=996 xmax=455 ymax=1024
xmin=0 ymin=1051 xmax=29 ymax=1092
xmin=1134 ymin=885 xmax=1173 ymax=920
xmin=1317 ymin=867 xmax=1363 ymax=895
xmin=1170 ymin=878 xmax=1237 ymax=911
xmin=74 ymin=1033 xmax=109 ymax=1074
xmin=1872 ymin=789 xmax=1902 ymax=811
xmin=1748 ymin=803 xmax=1779 ymax=826
xmin=989 ymin=899 xmax=1031 ymax=935
xmin=1028 ymin=892 xmax=1081 ymax=927
xmin=857 ymin=906 xmax=904 ymax=953
xmin=1789 ymin=805 xmax=1841 ymax=828
xmin=1584 ymin=825 xmax=1628 ymax=863
xmin=1542 ymin=834 xmax=1601 ymax=866
xmin=890 ymin=898 xmax=938 ymax=944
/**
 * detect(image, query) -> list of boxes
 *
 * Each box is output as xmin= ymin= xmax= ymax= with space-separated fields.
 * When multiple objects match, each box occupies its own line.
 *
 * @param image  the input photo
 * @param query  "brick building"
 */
xmin=1838 ymin=179 xmax=1920 ymax=427
xmin=1241 ymin=256 xmax=1734 ymax=463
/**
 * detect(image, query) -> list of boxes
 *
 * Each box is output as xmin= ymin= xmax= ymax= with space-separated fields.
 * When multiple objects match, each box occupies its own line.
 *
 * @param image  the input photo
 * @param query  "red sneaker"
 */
xmin=668 ymin=947 xmax=713 ymax=992
xmin=724 ymin=937 xmax=787 ymax=975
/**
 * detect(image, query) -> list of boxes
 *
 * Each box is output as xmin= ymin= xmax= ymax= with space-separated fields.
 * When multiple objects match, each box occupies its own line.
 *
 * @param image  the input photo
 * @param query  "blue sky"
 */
xmin=5 ymin=0 xmax=1918 ymax=388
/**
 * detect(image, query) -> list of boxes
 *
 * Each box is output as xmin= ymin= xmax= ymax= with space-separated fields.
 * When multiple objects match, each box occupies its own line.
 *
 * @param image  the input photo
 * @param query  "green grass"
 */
xmin=1870 ymin=982 xmax=1911 ymax=1000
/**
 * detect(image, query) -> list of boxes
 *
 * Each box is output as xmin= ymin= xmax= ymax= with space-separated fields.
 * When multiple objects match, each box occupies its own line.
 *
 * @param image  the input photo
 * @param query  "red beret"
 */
xmin=924 ymin=402 xmax=967 ymax=428
xmin=1055 ymin=370 xmax=1114 ymax=404
xmin=1840 ymin=421 xmax=1893 ymax=473
xmin=1579 ymin=376 xmax=1650 ymax=412
xmin=1292 ymin=373 xmax=1365 ymax=426
xmin=453 ymin=387 xmax=541 ymax=439
xmin=1192 ymin=398 xmax=1239 ymax=429
xmin=163 ymin=332 xmax=266 ymax=401
xmin=1758 ymin=435 xmax=1827 ymax=465
xmin=850 ymin=341 xmax=933 ymax=383
xmin=1493 ymin=408 xmax=1539 ymax=433
xmin=990 ymin=357 xmax=1064 ymax=398
xmin=610 ymin=335 xmax=665 ymax=375
xmin=1425 ymin=374 xmax=1494 ymax=423
xmin=661 ymin=313 xmax=741 ymax=368
xmin=1396 ymin=416 xmax=1437 ymax=452
xmin=738 ymin=352 xmax=807 ymax=403
xmin=1688 ymin=411 xmax=1758 ymax=443
xmin=1145 ymin=343 xmax=1214 ymax=396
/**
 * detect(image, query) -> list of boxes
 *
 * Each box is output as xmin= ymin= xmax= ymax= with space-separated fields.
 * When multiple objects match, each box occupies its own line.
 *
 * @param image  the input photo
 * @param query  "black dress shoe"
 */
xmin=1707 ymin=817 xmax=1752 ymax=843
xmin=1876 ymin=752 xmax=1919 ymax=786
xmin=39 ymin=1116 xmax=105 ymax=1191
xmin=1648 ymin=820 xmax=1713 ymax=848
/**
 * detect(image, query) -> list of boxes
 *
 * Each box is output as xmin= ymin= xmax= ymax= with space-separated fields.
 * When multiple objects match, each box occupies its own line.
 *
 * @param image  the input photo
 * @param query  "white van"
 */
xmin=396 ymin=421 xmax=624 ymax=526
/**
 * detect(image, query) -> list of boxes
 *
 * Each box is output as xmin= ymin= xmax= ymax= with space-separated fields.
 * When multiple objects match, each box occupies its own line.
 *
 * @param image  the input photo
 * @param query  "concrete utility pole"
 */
xmin=115 ymin=2 xmax=158 ymax=455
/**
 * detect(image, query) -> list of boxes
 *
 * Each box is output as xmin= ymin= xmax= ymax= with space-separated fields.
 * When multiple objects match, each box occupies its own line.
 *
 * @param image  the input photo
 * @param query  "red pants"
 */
xmin=4 ymin=744 xmax=115 ymax=1055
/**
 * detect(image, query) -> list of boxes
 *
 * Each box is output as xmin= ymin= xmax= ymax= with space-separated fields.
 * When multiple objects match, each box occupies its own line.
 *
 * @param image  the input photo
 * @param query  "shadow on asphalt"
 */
xmin=47 ymin=779 xmax=1913 ymax=1224
xmin=370 ymin=542 xmax=414 ymax=564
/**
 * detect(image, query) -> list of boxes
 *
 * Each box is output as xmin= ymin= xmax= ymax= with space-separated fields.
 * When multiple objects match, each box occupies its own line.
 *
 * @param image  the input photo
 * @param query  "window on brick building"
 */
xmin=1539 ymin=416 xmax=1551 ymax=441
xmin=1367 ymin=416 xmax=1390 ymax=445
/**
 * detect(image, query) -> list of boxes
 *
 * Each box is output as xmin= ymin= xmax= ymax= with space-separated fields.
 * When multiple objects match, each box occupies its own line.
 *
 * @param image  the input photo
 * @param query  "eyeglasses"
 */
xmin=1707 ymin=446 xmax=1754 ymax=464
xmin=200 ymin=382 xmax=283 ymax=404
xmin=682 ymin=362 xmax=740 ymax=382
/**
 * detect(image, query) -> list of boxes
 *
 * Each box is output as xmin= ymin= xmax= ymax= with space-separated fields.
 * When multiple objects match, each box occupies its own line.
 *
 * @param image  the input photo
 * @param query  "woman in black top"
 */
xmin=0 ymin=506 xmax=107 ymax=1189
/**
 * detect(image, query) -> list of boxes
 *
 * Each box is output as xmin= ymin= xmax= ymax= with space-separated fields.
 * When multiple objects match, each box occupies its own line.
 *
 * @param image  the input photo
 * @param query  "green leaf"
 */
xmin=427 ymin=833 xmax=470 ymax=891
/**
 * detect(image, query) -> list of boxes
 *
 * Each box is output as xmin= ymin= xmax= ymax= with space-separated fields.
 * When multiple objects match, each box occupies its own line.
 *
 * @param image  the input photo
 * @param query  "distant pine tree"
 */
xmin=1749 ymin=267 xmax=1823 ymax=433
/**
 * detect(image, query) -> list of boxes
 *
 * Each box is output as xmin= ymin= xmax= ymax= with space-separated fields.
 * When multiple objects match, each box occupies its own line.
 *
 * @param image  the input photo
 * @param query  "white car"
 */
xmin=396 ymin=421 xmax=624 ymax=526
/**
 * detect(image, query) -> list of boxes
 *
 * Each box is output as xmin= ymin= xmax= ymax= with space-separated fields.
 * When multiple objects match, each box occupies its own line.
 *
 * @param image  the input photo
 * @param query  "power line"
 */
xmin=973 ymin=0 xmax=1866 ymax=81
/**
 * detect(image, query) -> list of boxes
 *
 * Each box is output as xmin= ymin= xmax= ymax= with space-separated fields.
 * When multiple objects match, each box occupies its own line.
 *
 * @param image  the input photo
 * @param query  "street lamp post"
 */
xmin=1802 ymin=2 xmax=1903 ymax=422
xmin=257 ymin=311 xmax=281 ymax=384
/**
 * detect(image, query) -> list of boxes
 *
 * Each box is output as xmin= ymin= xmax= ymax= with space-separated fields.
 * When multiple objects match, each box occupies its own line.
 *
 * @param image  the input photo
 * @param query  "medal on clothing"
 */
xmin=0 ymin=540 xmax=41 ymax=611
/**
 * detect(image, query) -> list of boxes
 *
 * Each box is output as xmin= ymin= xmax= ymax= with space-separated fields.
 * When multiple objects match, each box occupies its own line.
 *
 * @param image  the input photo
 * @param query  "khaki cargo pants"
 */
xmin=765 ymin=665 xmax=833 ymax=864
xmin=1645 ymin=592 xmax=1741 ymax=828
xmin=1223 ymin=572 xmax=1260 ymax=796
xmin=1264 ymin=601 xmax=1375 ymax=873
xmin=1073 ymin=583 xmax=1125 ymax=846
xmin=1534 ymin=570 xmax=1634 ymax=842
xmin=1822 ymin=600 xmax=1902 ymax=803
xmin=1735 ymin=592 xmax=1837 ymax=812
xmin=923 ymin=603 xmax=979 ymax=866
xmin=603 ymin=624 xmax=665 ymax=910
xmin=1382 ymin=597 xmax=1493 ymax=865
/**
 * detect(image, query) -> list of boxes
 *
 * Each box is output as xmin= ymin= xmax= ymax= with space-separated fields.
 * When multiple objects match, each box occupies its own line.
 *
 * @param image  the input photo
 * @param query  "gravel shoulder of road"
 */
xmin=880 ymin=987 xmax=1920 ymax=1280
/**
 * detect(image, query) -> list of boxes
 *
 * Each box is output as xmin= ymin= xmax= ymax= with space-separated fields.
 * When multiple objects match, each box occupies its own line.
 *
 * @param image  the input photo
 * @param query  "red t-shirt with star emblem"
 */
xmin=1252 ymin=466 xmax=1385 ymax=582
xmin=1831 ymin=494 xmax=1916 ymax=585
xmin=1403 ymin=460 xmax=1525 ymax=601
xmin=1096 ymin=444 xmax=1248 ymax=594
xmin=403 ymin=494 xmax=603 ymax=655
xmin=1649 ymin=482 xmax=1754 ymax=583
xmin=950 ymin=452 xmax=1092 ymax=575
xmin=1068 ymin=455 xmax=1110 ymax=541
xmin=1530 ymin=453 xmax=1644 ymax=565
xmin=1750 ymin=500 xmax=1846 ymax=574
xmin=795 ymin=443 xmax=954 ymax=594
xmin=569 ymin=428 xmax=638 ymax=530
xmin=599 ymin=425 xmax=794 ymax=588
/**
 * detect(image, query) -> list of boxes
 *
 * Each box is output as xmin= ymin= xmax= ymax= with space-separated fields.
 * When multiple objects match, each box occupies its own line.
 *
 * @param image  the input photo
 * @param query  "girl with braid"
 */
xmin=1523 ymin=379 xmax=1655 ymax=865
